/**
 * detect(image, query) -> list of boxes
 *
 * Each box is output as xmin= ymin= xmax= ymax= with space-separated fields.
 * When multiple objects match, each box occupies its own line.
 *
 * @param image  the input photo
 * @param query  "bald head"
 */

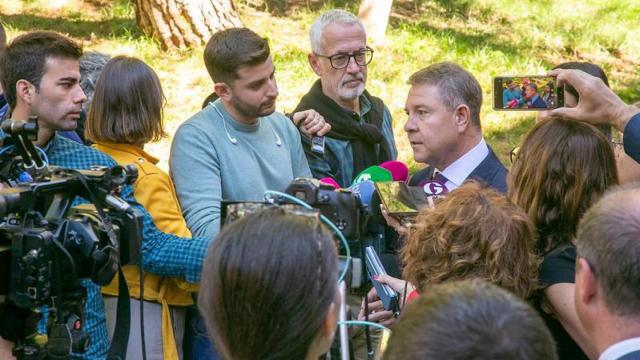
xmin=576 ymin=184 xmax=640 ymax=317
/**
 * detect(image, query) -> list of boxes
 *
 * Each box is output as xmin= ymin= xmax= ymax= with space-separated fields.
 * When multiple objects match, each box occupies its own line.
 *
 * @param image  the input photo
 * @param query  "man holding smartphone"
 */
xmin=545 ymin=68 xmax=640 ymax=163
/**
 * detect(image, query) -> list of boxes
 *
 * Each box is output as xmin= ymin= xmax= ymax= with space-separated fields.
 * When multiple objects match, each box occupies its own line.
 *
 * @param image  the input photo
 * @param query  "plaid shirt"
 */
xmin=301 ymin=95 xmax=397 ymax=187
xmin=33 ymin=134 xmax=210 ymax=359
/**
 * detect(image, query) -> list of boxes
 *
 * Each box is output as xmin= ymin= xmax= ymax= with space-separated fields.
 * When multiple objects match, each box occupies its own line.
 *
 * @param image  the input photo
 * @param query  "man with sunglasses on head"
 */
xmin=294 ymin=9 xmax=397 ymax=189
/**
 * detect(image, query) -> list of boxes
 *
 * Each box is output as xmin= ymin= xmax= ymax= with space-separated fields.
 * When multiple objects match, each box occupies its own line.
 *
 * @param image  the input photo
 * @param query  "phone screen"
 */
xmin=375 ymin=182 xmax=419 ymax=216
xmin=494 ymin=76 xmax=564 ymax=111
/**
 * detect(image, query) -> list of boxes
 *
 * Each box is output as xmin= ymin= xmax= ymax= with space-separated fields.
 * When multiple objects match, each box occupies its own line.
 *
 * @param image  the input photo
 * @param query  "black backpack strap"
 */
xmin=107 ymin=267 xmax=130 ymax=360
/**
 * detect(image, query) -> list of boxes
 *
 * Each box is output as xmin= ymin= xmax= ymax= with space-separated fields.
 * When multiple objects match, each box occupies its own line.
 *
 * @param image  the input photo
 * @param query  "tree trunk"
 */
xmin=358 ymin=0 xmax=393 ymax=45
xmin=134 ymin=0 xmax=243 ymax=50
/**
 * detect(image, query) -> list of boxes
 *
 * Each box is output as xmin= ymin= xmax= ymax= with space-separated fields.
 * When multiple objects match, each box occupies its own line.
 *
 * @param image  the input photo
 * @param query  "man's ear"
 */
xmin=308 ymin=53 xmax=323 ymax=77
xmin=214 ymin=82 xmax=232 ymax=102
xmin=454 ymin=104 xmax=471 ymax=132
xmin=15 ymin=79 xmax=35 ymax=105
xmin=576 ymin=257 xmax=598 ymax=307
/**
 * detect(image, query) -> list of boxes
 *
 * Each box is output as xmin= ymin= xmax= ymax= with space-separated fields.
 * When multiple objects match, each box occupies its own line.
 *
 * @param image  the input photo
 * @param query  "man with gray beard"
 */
xmin=294 ymin=9 xmax=397 ymax=188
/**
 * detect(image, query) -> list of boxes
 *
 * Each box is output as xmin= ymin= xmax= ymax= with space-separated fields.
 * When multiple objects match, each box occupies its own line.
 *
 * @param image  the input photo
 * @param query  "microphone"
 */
xmin=379 ymin=160 xmax=409 ymax=182
xmin=319 ymin=177 xmax=341 ymax=189
xmin=417 ymin=178 xmax=448 ymax=196
xmin=351 ymin=166 xmax=393 ymax=186
xmin=347 ymin=180 xmax=376 ymax=210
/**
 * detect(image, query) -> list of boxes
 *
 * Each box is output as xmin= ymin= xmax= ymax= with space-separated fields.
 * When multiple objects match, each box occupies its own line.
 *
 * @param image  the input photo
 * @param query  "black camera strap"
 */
xmin=107 ymin=266 xmax=131 ymax=360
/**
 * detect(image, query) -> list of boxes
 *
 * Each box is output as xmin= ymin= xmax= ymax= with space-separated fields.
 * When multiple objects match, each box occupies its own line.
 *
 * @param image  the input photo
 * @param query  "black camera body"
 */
xmin=0 ymin=118 xmax=143 ymax=359
xmin=285 ymin=178 xmax=365 ymax=240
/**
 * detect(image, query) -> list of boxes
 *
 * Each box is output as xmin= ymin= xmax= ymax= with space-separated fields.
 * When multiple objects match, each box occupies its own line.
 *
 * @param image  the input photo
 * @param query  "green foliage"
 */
xmin=1 ymin=0 xmax=638 ymax=169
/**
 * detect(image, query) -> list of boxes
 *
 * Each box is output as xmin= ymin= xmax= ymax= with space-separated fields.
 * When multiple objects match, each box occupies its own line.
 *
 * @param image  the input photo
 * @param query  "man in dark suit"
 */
xmin=574 ymin=185 xmax=640 ymax=360
xmin=404 ymin=62 xmax=507 ymax=193
xmin=524 ymin=83 xmax=547 ymax=109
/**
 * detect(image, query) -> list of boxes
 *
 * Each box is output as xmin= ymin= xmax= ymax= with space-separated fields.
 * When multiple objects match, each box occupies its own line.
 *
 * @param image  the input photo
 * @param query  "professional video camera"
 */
xmin=284 ymin=178 xmax=367 ymax=240
xmin=221 ymin=177 xmax=370 ymax=287
xmin=0 ymin=118 xmax=142 ymax=360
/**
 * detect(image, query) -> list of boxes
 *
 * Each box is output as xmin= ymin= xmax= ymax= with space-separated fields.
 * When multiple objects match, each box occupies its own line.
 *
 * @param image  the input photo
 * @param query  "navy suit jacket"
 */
xmin=409 ymin=146 xmax=508 ymax=193
xmin=618 ymin=349 xmax=640 ymax=360
xmin=528 ymin=95 xmax=547 ymax=109
xmin=624 ymin=113 xmax=640 ymax=164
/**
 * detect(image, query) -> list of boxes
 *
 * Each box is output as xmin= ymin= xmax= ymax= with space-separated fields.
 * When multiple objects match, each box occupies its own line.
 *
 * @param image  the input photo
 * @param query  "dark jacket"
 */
xmin=409 ymin=146 xmax=508 ymax=193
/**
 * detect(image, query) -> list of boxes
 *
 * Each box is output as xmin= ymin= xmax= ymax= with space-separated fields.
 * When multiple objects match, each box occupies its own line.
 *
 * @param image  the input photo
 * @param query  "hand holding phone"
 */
xmin=365 ymin=246 xmax=398 ymax=311
xmin=494 ymin=75 xmax=564 ymax=111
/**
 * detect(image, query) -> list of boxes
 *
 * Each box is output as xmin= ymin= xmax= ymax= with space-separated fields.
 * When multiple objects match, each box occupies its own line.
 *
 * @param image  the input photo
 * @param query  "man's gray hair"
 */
xmin=309 ymin=9 xmax=365 ymax=54
xmin=80 ymin=51 xmax=111 ymax=112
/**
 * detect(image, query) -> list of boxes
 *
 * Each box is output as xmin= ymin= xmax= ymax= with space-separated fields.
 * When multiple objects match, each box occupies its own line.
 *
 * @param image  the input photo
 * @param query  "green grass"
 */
xmin=2 ymin=0 xmax=639 ymax=171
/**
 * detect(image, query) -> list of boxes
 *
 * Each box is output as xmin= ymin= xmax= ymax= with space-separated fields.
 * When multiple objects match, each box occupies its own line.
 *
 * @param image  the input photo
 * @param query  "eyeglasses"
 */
xmin=315 ymin=46 xmax=374 ymax=70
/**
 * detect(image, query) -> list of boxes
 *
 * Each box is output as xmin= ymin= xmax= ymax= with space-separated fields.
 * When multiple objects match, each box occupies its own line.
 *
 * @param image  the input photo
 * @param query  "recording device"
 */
xmin=311 ymin=136 xmax=325 ymax=154
xmin=374 ymin=181 xmax=435 ymax=219
xmin=352 ymin=165 xmax=392 ymax=185
xmin=379 ymin=161 xmax=409 ymax=182
xmin=285 ymin=178 xmax=366 ymax=240
xmin=0 ymin=118 xmax=142 ymax=359
xmin=493 ymin=75 xmax=564 ymax=110
xmin=364 ymin=246 xmax=397 ymax=311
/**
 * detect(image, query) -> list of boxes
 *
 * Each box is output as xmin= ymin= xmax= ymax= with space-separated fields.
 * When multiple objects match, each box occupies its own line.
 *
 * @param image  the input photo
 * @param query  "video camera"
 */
xmin=221 ymin=177 xmax=369 ymax=288
xmin=0 ymin=118 xmax=142 ymax=360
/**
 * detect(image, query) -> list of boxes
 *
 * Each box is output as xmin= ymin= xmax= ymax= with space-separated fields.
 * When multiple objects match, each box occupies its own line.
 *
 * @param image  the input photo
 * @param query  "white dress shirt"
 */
xmin=599 ymin=337 xmax=640 ymax=360
xmin=438 ymin=137 xmax=489 ymax=191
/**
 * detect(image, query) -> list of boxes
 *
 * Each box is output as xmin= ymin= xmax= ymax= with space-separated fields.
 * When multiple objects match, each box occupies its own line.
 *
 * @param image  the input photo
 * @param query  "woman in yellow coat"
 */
xmin=85 ymin=55 xmax=196 ymax=360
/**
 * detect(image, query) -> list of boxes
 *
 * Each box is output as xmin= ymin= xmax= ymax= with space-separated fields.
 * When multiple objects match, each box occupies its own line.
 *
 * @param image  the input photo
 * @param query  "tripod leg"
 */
xmin=339 ymin=281 xmax=349 ymax=360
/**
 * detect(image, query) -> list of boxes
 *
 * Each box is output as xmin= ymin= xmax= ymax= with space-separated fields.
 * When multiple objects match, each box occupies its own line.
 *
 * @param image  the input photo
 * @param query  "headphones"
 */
xmin=211 ymin=102 xmax=282 ymax=147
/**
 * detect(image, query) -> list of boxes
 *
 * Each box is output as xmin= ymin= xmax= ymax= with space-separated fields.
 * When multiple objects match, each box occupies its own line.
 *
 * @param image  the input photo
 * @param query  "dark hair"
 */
xmin=508 ymin=118 xmax=618 ymax=254
xmin=0 ymin=31 xmax=82 ymax=109
xmin=402 ymin=182 xmax=539 ymax=299
xmin=203 ymin=27 xmax=270 ymax=84
xmin=201 ymin=91 xmax=218 ymax=109
xmin=526 ymin=82 xmax=538 ymax=92
xmin=384 ymin=279 xmax=557 ymax=360
xmin=576 ymin=184 xmax=640 ymax=317
xmin=408 ymin=62 xmax=483 ymax=129
xmin=85 ymin=56 xmax=166 ymax=144
xmin=553 ymin=62 xmax=609 ymax=101
xmin=198 ymin=208 xmax=338 ymax=360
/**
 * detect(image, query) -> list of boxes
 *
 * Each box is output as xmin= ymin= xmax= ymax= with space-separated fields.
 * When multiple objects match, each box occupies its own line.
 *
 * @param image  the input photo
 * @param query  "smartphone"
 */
xmin=365 ymin=246 xmax=398 ymax=311
xmin=493 ymin=75 xmax=564 ymax=110
xmin=374 ymin=181 xmax=431 ymax=218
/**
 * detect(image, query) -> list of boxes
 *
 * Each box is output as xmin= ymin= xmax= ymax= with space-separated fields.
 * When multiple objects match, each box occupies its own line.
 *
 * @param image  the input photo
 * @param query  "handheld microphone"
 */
xmin=311 ymin=136 xmax=325 ymax=154
xmin=379 ymin=160 xmax=409 ymax=182
xmin=417 ymin=179 xmax=448 ymax=196
xmin=351 ymin=166 xmax=393 ymax=186
xmin=347 ymin=180 xmax=376 ymax=211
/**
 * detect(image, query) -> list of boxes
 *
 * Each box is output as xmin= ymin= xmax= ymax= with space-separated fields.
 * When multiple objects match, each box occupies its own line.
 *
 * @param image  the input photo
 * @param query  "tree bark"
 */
xmin=134 ymin=0 xmax=242 ymax=50
xmin=358 ymin=0 xmax=393 ymax=45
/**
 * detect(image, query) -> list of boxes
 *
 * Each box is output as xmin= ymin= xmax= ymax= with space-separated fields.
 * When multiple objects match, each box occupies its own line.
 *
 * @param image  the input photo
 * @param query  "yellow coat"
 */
xmin=96 ymin=142 xmax=198 ymax=360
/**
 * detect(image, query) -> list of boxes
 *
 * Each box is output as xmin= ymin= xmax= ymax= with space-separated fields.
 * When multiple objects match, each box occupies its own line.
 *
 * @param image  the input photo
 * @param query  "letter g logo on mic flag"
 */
xmin=351 ymin=166 xmax=393 ymax=186
xmin=418 ymin=179 xmax=448 ymax=196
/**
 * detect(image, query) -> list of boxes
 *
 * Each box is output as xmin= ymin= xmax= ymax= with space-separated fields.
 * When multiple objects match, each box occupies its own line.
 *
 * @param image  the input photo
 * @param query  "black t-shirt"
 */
xmin=537 ymin=244 xmax=589 ymax=360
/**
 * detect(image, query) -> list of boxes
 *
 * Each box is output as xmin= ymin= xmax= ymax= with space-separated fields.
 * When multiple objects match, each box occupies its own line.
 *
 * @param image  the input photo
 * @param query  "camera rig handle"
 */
xmin=1 ymin=117 xmax=46 ymax=174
